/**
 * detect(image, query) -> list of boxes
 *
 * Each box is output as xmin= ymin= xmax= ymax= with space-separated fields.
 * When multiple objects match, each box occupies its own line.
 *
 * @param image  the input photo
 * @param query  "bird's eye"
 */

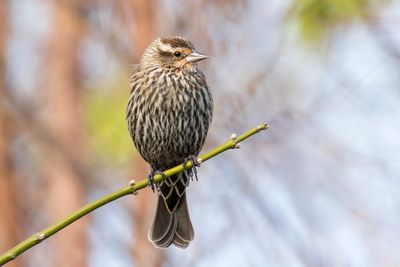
xmin=174 ymin=51 xmax=182 ymax=58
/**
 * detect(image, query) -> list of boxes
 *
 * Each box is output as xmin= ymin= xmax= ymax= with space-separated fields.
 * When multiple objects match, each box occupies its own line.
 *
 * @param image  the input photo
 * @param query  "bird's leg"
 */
xmin=148 ymin=170 xmax=165 ymax=193
xmin=183 ymin=155 xmax=200 ymax=182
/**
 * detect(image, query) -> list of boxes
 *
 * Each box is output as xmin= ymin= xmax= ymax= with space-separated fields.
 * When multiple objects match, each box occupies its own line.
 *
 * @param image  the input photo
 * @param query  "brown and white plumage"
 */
xmin=126 ymin=37 xmax=213 ymax=248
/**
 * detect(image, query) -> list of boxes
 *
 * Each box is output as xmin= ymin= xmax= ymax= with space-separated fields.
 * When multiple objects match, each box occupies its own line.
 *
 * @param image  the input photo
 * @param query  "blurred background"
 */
xmin=1 ymin=0 xmax=400 ymax=266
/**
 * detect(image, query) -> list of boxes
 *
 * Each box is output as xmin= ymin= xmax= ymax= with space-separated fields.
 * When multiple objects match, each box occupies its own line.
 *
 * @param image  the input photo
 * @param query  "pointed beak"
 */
xmin=186 ymin=51 xmax=209 ymax=63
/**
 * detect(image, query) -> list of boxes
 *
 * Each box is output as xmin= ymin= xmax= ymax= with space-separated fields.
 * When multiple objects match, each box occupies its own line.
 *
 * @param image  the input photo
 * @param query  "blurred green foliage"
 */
xmin=291 ymin=0 xmax=387 ymax=43
xmin=83 ymin=75 xmax=136 ymax=166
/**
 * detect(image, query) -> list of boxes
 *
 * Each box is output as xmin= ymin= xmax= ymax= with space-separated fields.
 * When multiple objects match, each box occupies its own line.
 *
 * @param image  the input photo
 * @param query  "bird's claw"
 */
xmin=147 ymin=173 xmax=155 ymax=192
xmin=148 ymin=170 xmax=164 ymax=193
xmin=183 ymin=155 xmax=200 ymax=182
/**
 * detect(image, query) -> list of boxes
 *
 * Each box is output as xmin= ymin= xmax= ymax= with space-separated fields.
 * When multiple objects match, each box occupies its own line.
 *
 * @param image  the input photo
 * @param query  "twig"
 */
xmin=0 ymin=123 xmax=269 ymax=266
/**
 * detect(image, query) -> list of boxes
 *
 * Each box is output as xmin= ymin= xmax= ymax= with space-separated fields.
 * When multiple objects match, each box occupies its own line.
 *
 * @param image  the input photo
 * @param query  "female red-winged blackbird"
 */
xmin=126 ymin=37 xmax=213 ymax=248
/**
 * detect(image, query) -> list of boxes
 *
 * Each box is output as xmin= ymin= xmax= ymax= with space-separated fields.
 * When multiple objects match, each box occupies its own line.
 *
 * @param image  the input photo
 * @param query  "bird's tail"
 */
xmin=148 ymin=193 xmax=194 ymax=248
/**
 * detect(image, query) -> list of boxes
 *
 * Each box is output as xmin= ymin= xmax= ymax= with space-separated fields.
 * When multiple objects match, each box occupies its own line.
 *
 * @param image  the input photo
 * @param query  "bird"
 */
xmin=126 ymin=37 xmax=213 ymax=248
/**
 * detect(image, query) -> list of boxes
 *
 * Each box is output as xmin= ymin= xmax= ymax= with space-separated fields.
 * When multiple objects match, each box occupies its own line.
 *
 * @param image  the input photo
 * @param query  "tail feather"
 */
xmin=148 ymin=196 xmax=175 ymax=243
xmin=148 ymin=194 xmax=194 ymax=248
xmin=174 ymin=195 xmax=194 ymax=243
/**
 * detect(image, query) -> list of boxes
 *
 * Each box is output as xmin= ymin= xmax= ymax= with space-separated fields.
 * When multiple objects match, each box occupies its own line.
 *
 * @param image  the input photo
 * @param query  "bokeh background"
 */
xmin=1 ymin=0 xmax=400 ymax=266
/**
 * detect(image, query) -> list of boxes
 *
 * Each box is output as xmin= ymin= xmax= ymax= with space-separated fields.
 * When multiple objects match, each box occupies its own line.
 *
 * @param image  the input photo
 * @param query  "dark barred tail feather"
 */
xmin=149 ymin=173 xmax=194 ymax=248
xmin=149 ymin=193 xmax=194 ymax=248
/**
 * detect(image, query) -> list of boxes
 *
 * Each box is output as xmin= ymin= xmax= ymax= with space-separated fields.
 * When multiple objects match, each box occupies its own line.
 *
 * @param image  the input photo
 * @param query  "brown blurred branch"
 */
xmin=41 ymin=2 xmax=88 ymax=266
xmin=0 ymin=2 xmax=23 ymax=267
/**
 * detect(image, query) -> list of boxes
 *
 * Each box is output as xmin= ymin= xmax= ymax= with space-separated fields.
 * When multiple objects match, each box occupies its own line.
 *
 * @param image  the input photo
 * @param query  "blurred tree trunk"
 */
xmin=123 ymin=1 xmax=165 ymax=266
xmin=128 ymin=0 xmax=157 ymax=61
xmin=0 ymin=3 xmax=23 ymax=267
xmin=42 ymin=2 xmax=87 ymax=267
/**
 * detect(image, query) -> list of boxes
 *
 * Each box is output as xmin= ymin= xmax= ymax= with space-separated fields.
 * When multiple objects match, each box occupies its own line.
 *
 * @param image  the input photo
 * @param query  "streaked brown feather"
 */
xmin=126 ymin=37 xmax=213 ymax=248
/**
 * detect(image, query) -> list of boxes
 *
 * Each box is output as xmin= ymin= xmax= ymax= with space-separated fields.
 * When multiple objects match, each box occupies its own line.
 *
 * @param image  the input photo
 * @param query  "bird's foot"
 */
xmin=148 ymin=170 xmax=165 ymax=193
xmin=183 ymin=155 xmax=201 ymax=182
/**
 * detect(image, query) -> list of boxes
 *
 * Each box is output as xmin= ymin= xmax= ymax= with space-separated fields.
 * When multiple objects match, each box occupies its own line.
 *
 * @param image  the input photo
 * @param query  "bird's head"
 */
xmin=141 ymin=37 xmax=208 ymax=71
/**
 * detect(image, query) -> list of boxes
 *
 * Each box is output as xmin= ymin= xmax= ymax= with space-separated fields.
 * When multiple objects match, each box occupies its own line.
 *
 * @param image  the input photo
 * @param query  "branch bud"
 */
xmin=129 ymin=180 xmax=138 ymax=195
xmin=36 ymin=233 xmax=45 ymax=241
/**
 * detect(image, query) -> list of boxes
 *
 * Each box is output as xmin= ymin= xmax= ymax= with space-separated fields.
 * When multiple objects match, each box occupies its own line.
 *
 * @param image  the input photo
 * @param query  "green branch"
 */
xmin=0 ymin=123 xmax=269 ymax=266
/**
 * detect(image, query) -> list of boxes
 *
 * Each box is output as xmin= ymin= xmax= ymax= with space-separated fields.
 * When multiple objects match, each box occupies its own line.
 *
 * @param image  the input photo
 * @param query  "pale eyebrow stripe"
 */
xmin=158 ymin=42 xmax=174 ymax=53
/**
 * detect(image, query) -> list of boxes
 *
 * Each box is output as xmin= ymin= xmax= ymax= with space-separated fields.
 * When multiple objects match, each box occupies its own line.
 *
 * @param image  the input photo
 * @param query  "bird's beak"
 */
xmin=186 ymin=51 xmax=209 ymax=63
